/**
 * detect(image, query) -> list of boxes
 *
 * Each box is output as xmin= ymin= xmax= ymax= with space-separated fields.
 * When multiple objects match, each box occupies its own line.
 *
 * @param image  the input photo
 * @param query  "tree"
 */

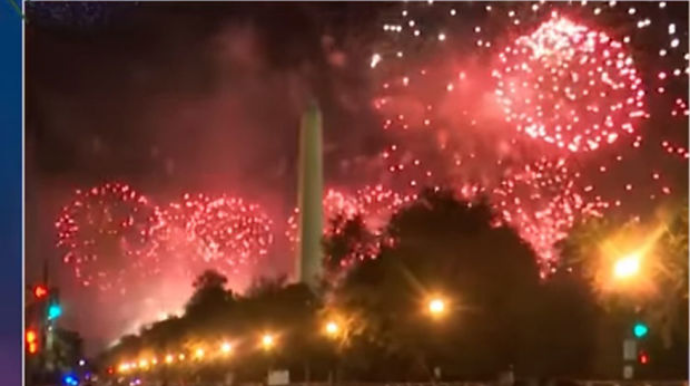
xmin=184 ymin=269 xmax=236 ymax=331
xmin=649 ymin=204 xmax=688 ymax=351
xmin=100 ymin=189 xmax=620 ymax=381
xmin=559 ymin=204 xmax=688 ymax=377
xmin=331 ymin=189 xmax=549 ymax=379
xmin=322 ymin=214 xmax=379 ymax=288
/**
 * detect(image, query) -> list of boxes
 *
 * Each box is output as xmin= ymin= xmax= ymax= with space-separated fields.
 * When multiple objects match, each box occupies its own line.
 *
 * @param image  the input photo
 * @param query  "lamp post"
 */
xmin=324 ymin=320 xmax=342 ymax=385
xmin=428 ymin=298 xmax=446 ymax=318
xmin=260 ymin=333 xmax=276 ymax=382
xmin=610 ymin=252 xmax=645 ymax=380
xmin=425 ymin=295 xmax=450 ymax=382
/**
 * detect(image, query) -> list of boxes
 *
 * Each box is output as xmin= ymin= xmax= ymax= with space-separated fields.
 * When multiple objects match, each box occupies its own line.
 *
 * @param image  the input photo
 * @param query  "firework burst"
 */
xmin=493 ymin=14 xmax=646 ymax=153
xmin=369 ymin=1 xmax=688 ymax=269
xmin=55 ymin=183 xmax=163 ymax=291
xmin=156 ymin=193 xmax=275 ymax=278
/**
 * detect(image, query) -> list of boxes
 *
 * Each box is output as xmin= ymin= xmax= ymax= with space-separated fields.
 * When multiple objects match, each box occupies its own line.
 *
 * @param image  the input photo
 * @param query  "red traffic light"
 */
xmin=639 ymin=351 xmax=649 ymax=365
xmin=33 ymin=285 xmax=48 ymax=299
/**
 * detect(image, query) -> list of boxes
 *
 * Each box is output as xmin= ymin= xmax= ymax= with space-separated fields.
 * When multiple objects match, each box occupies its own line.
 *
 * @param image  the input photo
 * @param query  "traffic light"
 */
xmin=47 ymin=303 xmax=62 ymax=320
xmin=47 ymin=289 xmax=62 ymax=321
xmin=62 ymin=374 xmax=79 ymax=386
xmin=26 ymin=328 xmax=39 ymax=354
xmin=638 ymin=350 xmax=649 ymax=365
xmin=633 ymin=322 xmax=649 ymax=338
xmin=33 ymin=284 xmax=48 ymax=300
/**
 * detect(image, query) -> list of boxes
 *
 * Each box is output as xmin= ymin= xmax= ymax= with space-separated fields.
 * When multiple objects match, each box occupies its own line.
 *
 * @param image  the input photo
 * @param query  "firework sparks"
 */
xmin=492 ymin=157 xmax=606 ymax=269
xmin=493 ymin=15 xmax=646 ymax=153
xmin=371 ymin=1 xmax=687 ymax=270
xmin=156 ymin=193 xmax=275 ymax=278
xmin=55 ymin=183 xmax=163 ymax=291
xmin=287 ymin=186 xmax=413 ymax=266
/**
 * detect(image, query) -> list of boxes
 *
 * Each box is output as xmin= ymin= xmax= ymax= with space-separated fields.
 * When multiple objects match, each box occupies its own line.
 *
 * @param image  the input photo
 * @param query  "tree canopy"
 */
xmin=100 ymin=189 xmax=687 ymax=382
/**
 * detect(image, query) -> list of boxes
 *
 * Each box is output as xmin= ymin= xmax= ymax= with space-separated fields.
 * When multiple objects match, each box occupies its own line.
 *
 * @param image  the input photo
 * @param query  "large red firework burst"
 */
xmin=493 ymin=14 xmax=647 ymax=152
xmin=157 ymin=193 xmax=275 ymax=277
xmin=55 ymin=183 xmax=163 ymax=291
xmin=369 ymin=1 xmax=687 ymax=270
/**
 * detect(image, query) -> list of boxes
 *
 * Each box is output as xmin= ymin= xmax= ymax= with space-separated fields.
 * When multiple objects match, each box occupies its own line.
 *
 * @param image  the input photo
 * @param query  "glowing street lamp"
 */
xmin=261 ymin=334 xmax=275 ymax=351
xmin=325 ymin=321 xmax=340 ymax=337
xmin=428 ymin=297 xmax=446 ymax=317
xmin=164 ymin=354 xmax=174 ymax=364
xmin=613 ymin=253 xmax=641 ymax=280
xmin=220 ymin=342 xmax=233 ymax=354
xmin=118 ymin=363 xmax=131 ymax=373
xmin=194 ymin=348 xmax=205 ymax=360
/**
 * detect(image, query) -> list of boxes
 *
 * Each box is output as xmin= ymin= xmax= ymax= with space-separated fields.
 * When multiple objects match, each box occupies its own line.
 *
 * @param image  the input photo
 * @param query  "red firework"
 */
xmin=370 ymin=1 xmax=687 ymax=269
xmin=287 ymin=186 xmax=413 ymax=265
xmin=493 ymin=14 xmax=646 ymax=152
xmin=158 ymin=193 xmax=274 ymax=276
xmin=492 ymin=157 xmax=606 ymax=270
xmin=286 ymin=189 xmax=361 ymax=246
xmin=354 ymin=185 xmax=415 ymax=233
xmin=55 ymin=183 xmax=163 ymax=291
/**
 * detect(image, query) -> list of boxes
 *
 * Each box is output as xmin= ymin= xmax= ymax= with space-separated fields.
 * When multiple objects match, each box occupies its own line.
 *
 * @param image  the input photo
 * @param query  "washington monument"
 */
xmin=296 ymin=102 xmax=323 ymax=288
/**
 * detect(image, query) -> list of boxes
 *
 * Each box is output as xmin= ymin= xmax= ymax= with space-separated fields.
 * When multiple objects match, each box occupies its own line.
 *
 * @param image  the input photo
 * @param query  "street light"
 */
xmin=428 ymin=297 xmax=446 ymax=317
xmin=194 ymin=348 xmax=205 ymax=360
xmin=117 ymin=363 xmax=130 ymax=373
xmin=261 ymin=334 xmax=275 ymax=351
xmin=221 ymin=342 xmax=233 ymax=354
xmin=325 ymin=321 xmax=339 ymax=337
xmin=613 ymin=253 xmax=641 ymax=279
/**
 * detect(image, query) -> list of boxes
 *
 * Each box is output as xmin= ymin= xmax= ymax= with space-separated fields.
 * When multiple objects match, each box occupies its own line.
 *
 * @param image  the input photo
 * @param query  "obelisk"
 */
xmin=296 ymin=101 xmax=323 ymax=289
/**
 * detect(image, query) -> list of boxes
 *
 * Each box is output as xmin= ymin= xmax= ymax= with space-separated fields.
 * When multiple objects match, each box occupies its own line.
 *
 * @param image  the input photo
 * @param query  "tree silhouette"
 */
xmin=330 ymin=188 xmax=547 ymax=379
xmin=100 ymin=189 xmax=687 ymax=381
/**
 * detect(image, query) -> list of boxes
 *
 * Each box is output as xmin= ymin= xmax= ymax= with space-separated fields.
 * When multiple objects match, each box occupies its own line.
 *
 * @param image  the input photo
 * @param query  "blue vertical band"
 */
xmin=0 ymin=1 xmax=23 ymax=385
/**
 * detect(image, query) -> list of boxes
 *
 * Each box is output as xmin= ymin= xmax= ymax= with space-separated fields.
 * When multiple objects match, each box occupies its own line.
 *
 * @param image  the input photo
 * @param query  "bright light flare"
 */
xmin=613 ymin=253 xmax=641 ymax=279
xmin=325 ymin=321 xmax=340 ymax=336
xmin=428 ymin=297 xmax=447 ymax=316
xmin=261 ymin=334 xmax=275 ymax=350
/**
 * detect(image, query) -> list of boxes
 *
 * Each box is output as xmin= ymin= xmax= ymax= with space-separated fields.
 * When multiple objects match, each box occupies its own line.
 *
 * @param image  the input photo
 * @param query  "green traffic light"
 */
xmin=48 ymin=304 xmax=62 ymax=320
xmin=633 ymin=322 xmax=649 ymax=338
